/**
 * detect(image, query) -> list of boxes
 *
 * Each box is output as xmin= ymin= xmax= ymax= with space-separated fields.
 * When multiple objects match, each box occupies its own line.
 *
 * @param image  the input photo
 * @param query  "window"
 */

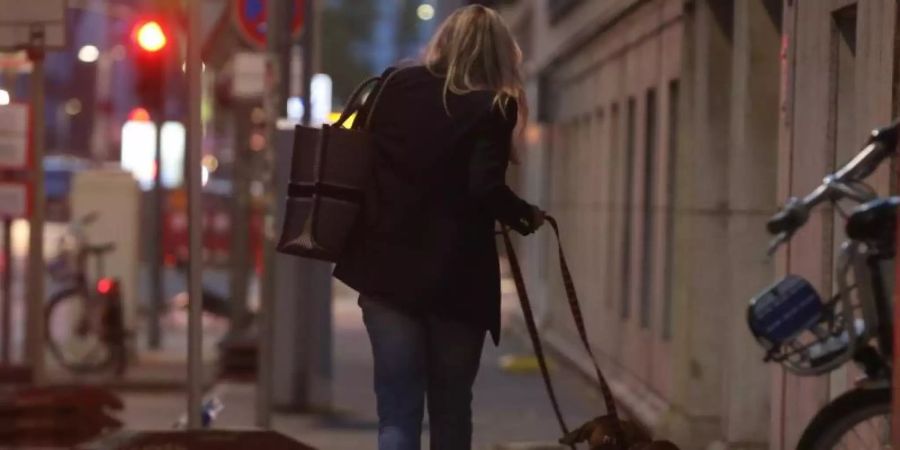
xmin=606 ymin=103 xmax=620 ymax=310
xmin=621 ymin=97 xmax=636 ymax=319
xmin=831 ymin=5 xmax=857 ymax=166
xmin=640 ymin=89 xmax=657 ymax=329
xmin=826 ymin=4 xmax=857 ymax=295
xmin=663 ymin=80 xmax=679 ymax=340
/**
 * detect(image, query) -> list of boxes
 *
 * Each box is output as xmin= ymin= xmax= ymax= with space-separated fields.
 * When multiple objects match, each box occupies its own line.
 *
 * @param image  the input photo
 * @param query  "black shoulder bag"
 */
xmin=277 ymin=69 xmax=401 ymax=261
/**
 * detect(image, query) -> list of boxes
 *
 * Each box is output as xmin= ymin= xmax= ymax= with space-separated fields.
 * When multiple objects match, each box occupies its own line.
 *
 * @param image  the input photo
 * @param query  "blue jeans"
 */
xmin=361 ymin=296 xmax=486 ymax=450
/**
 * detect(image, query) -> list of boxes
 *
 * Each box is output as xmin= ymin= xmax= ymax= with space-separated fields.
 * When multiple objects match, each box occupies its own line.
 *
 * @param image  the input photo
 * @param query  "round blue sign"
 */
xmin=234 ymin=0 xmax=305 ymax=49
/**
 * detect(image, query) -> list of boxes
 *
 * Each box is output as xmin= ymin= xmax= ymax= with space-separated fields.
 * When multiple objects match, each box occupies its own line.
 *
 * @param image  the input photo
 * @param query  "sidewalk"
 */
xmin=117 ymin=293 xmax=602 ymax=449
xmin=45 ymin=307 xmax=224 ymax=390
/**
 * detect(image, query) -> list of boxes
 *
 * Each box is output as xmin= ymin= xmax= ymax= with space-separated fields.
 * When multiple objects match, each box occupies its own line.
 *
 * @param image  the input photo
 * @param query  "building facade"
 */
xmin=498 ymin=0 xmax=897 ymax=449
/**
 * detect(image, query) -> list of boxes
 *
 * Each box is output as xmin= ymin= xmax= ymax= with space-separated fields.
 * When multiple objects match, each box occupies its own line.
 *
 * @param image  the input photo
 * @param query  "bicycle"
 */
xmin=45 ymin=212 xmax=128 ymax=375
xmin=746 ymin=122 xmax=897 ymax=450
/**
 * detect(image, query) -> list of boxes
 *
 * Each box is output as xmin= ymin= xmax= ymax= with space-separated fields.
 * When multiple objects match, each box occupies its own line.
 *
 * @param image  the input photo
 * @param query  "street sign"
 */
xmin=0 ymin=0 xmax=67 ymax=50
xmin=0 ymin=182 xmax=29 ymax=219
xmin=232 ymin=0 xmax=304 ymax=49
xmin=0 ymin=104 xmax=30 ymax=170
xmin=232 ymin=52 xmax=268 ymax=99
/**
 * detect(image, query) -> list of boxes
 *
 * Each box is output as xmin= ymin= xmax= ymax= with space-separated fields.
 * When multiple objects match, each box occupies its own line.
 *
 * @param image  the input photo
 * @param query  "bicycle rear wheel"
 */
xmin=797 ymin=387 xmax=891 ymax=450
xmin=45 ymin=288 xmax=114 ymax=373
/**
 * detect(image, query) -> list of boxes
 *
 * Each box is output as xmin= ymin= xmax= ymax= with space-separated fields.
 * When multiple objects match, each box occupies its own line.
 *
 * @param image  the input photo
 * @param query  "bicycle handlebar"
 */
xmin=766 ymin=121 xmax=899 ymax=253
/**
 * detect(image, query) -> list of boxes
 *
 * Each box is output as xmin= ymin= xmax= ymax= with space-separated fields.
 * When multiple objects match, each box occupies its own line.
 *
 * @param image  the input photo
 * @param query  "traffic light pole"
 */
xmin=148 ymin=113 xmax=164 ymax=350
xmin=135 ymin=20 xmax=168 ymax=351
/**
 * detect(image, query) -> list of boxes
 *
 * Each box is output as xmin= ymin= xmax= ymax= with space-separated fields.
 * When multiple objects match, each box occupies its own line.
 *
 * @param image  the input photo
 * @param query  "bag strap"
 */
xmin=335 ymin=76 xmax=381 ymax=129
xmin=362 ymin=67 xmax=407 ymax=130
xmin=501 ymin=215 xmax=627 ymax=449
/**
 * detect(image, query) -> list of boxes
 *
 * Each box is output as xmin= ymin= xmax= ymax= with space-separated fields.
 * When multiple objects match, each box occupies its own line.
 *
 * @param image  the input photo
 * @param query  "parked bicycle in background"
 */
xmin=45 ymin=212 xmax=128 ymax=375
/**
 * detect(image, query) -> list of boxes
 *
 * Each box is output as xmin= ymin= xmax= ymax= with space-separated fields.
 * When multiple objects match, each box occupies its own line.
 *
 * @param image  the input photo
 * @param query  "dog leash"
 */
xmin=501 ymin=215 xmax=627 ymax=449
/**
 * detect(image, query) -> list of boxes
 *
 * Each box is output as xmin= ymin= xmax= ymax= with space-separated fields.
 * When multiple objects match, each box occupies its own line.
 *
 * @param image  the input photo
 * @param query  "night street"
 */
xmin=1 ymin=1 xmax=899 ymax=449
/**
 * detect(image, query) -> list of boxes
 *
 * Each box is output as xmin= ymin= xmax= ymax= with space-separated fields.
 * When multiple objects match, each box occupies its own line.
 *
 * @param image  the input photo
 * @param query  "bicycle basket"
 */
xmin=747 ymin=275 xmax=864 ymax=376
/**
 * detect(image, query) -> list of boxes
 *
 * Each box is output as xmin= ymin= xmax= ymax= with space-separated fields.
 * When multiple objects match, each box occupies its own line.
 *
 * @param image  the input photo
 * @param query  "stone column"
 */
xmin=663 ymin=1 xmax=734 ymax=447
xmin=720 ymin=0 xmax=781 ymax=449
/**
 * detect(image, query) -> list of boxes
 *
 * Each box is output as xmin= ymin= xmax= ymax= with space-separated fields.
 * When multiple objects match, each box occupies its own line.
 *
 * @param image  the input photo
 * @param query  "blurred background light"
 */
xmin=0 ymin=89 xmax=9 ymax=106
xmin=64 ymin=98 xmax=83 ymax=116
xmin=287 ymin=97 xmax=304 ymax=122
xmin=160 ymin=121 xmax=186 ymax=188
xmin=181 ymin=61 xmax=206 ymax=73
xmin=121 ymin=120 xmax=157 ymax=189
xmin=128 ymin=107 xmax=151 ymax=122
xmin=417 ymin=4 xmax=435 ymax=21
xmin=311 ymin=74 xmax=333 ymax=127
xmin=201 ymin=154 xmax=219 ymax=173
xmin=77 ymin=44 xmax=100 ymax=63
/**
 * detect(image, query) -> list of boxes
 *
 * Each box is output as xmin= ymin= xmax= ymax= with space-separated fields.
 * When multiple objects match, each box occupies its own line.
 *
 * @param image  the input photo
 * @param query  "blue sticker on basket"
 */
xmin=749 ymin=275 xmax=824 ymax=345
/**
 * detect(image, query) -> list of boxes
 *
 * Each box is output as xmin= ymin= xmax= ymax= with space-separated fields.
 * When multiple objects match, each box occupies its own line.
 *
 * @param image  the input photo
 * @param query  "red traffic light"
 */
xmin=133 ymin=20 xmax=167 ymax=52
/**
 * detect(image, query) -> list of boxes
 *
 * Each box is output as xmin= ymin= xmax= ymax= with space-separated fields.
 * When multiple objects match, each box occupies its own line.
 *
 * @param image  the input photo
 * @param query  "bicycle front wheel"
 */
xmin=45 ymin=288 xmax=114 ymax=373
xmin=797 ymin=387 xmax=891 ymax=450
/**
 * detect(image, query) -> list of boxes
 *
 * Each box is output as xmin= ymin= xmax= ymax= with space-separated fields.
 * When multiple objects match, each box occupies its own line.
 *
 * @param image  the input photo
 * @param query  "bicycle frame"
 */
xmin=823 ymin=230 xmax=894 ymax=381
xmin=866 ymin=253 xmax=894 ymax=363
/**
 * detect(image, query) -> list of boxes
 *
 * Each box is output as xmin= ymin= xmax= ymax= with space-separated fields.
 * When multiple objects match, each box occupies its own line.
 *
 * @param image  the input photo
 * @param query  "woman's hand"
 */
xmin=530 ymin=206 xmax=546 ymax=232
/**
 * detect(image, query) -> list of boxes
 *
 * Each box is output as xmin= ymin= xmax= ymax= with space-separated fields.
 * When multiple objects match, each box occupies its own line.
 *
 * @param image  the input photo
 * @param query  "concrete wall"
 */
xmin=507 ymin=0 xmax=684 ymax=427
xmin=773 ymin=1 xmax=897 ymax=449
xmin=500 ymin=1 xmax=785 ymax=448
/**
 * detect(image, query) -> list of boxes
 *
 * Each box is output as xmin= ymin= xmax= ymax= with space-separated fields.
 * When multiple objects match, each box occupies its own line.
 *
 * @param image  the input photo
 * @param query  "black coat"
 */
xmin=333 ymin=65 xmax=537 ymax=343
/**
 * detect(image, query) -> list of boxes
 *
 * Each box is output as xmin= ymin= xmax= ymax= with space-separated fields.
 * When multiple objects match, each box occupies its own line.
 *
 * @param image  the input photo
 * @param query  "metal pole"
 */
xmin=1 ymin=219 xmax=11 ymax=364
xmin=1 ymin=68 xmax=15 ymax=365
xmin=147 ymin=11 xmax=170 ymax=351
xmin=228 ymin=103 xmax=251 ymax=332
xmin=186 ymin=0 xmax=204 ymax=430
xmin=148 ymin=116 xmax=163 ymax=350
xmin=256 ymin=0 xmax=289 ymax=429
xmin=301 ymin=0 xmax=314 ymax=127
xmin=24 ymin=27 xmax=46 ymax=382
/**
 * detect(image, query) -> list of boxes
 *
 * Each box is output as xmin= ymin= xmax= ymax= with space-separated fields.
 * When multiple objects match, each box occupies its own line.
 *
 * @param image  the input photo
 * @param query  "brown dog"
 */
xmin=559 ymin=415 xmax=680 ymax=450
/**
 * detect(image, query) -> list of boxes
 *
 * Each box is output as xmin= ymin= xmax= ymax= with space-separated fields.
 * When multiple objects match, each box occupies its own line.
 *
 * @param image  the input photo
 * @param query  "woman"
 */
xmin=334 ymin=5 xmax=545 ymax=450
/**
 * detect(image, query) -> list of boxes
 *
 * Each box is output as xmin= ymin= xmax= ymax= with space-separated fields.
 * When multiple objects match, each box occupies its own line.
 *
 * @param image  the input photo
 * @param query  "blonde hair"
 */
xmin=424 ymin=5 xmax=527 ymax=120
